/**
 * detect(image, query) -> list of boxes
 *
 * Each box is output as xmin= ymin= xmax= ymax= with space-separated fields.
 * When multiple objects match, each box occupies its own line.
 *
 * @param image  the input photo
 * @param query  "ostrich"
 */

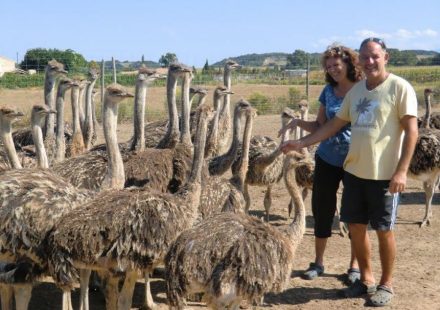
xmin=198 ymin=100 xmax=256 ymax=221
xmin=12 ymin=59 xmax=67 ymax=149
xmin=0 ymin=85 xmax=134 ymax=310
xmin=417 ymin=88 xmax=440 ymax=129
xmin=408 ymin=88 xmax=440 ymax=227
xmin=83 ymin=68 xmax=100 ymax=150
xmin=298 ymin=99 xmax=309 ymax=138
xmin=205 ymin=86 xmax=234 ymax=158
xmin=78 ymin=78 xmax=89 ymax=130
xmin=47 ymin=99 xmax=214 ymax=310
xmin=235 ymin=107 xmax=296 ymax=221
xmin=216 ymin=59 xmax=241 ymax=156
xmin=0 ymin=104 xmax=97 ymax=310
xmin=66 ymin=78 xmax=87 ymax=157
xmin=165 ymin=150 xmax=307 ymax=310
xmin=208 ymin=99 xmax=253 ymax=176
xmin=0 ymin=107 xmax=25 ymax=171
xmin=157 ymin=62 xmax=193 ymax=149
xmin=131 ymin=66 xmax=163 ymax=152
xmin=54 ymin=78 xmax=76 ymax=163
xmin=52 ymin=69 xmax=192 ymax=193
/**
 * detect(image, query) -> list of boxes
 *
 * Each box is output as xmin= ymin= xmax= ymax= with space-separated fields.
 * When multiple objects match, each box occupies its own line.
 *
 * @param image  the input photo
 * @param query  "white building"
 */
xmin=0 ymin=56 xmax=16 ymax=77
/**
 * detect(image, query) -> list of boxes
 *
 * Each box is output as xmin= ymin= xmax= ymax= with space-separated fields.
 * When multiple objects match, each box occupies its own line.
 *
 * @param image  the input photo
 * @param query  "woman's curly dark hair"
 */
xmin=321 ymin=45 xmax=363 ymax=86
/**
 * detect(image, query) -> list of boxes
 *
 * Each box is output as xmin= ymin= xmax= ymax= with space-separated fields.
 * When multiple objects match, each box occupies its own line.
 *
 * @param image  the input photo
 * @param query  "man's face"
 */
xmin=359 ymin=42 xmax=389 ymax=80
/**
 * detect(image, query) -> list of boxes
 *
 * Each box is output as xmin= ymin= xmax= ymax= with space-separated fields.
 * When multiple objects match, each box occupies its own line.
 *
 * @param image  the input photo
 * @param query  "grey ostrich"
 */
xmin=0 ymin=85 xmax=132 ymax=309
xmin=0 ymin=107 xmax=25 ymax=171
xmin=83 ymin=68 xmax=100 ymax=150
xmin=54 ymin=78 xmax=76 ymax=163
xmin=198 ymin=100 xmax=256 ymax=221
xmin=78 ymin=77 xmax=89 ymax=130
xmin=205 ymin=86 xmax=234 ymax=158
xmin=408 ymin=88 xmax=440 ymax=227
xmin=236 ymin=107 xmax=296 ymax=221
xmin=131 ymin=66 xmax=163 ymax=152
xmin=165 ymin=151 xmax=307 ymax=310
xmin=216 ymin=59 xmax=241 ymax=156
xmin=417 ymin=88 xmax=440 ymax=129
xmin=55 ymin=68 xmax=192 ymax=193
xmin=47 ymin=99 xmax=214 ymax=310
xmin=12 ymin=59 xmax=67 ymax=149
xmin=157 ymin=62 xmax=193 ymax=149
xmin=0 ymin=103 xmax=99 ymax=310
xmin=66 ymin=78 xmax=87 ymax=157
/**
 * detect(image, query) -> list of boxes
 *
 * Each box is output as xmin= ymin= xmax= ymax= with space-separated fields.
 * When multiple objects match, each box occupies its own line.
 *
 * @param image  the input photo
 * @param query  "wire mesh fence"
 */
xmin=1 ymin=57 xmax=440 ymax=126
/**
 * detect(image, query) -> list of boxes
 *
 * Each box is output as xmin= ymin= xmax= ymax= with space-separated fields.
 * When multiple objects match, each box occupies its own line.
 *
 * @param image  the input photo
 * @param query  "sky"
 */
xmin=1 ymin=0 xmax=440 ymax=67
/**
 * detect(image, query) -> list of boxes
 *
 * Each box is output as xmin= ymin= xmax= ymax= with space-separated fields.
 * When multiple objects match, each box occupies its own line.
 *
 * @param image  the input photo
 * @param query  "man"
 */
xmin=280 ymin=37 xmax=418 ymax=307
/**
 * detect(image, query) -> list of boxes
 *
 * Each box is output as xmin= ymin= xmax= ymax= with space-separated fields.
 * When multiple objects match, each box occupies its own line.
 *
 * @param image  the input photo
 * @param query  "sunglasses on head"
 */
xmin=360 ymin=37 xmax=387 ymax=50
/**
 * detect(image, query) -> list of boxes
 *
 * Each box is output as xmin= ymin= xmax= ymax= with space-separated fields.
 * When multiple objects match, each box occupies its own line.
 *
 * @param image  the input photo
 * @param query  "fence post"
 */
xmin=101 ymin=59 xmax=105 ymax=104
xmin=112 ymin=57 xmax=117 ymax=83
xmin=306 ymin=54 xmax=310 ymax=102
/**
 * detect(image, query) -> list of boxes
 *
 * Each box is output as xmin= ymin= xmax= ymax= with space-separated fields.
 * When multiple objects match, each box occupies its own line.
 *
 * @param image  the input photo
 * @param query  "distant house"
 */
xmin=0 ymin=56 xmax=16 ymax=77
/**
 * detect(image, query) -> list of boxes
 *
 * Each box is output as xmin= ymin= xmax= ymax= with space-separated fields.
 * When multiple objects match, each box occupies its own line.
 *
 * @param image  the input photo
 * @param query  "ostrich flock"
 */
xmin=0 ymin=58 xmax=439 ymax=310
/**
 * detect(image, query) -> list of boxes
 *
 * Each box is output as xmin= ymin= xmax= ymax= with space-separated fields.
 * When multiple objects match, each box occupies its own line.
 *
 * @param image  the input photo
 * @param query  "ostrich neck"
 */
xmin=300 ymin=110 xmax=308 ymax=138
xmin=180 ymin=74 xmax=193 ymax=146
xmin=78 ymin=86 xmax=86 ymax=127
xmin=84 ymin=79 xmax=97 ymax=149
xmin=55 ymin=87 xmax=68 ymax=162
xmin=223 ymin=69 xmax=232 ymax=115
xmin=422 ymin=94 xmax=431 ymax=129
xmin=32 ymin=117 xmax=49 ymax=169
xmin=209 ymin=95 xmax=222 ymax=143
xmin=231 ymin=112 xmax=253 ymax=190
xmin=132 ymin=80 xmax=147 ymax=152
xmin=167 ymin=74 xmax=179 ymax=137
xmin=177 ymin=109 xmax=209 ymax=208
xmin=283 ymin=159 xmax=306 ymax=240
xmin=71 ymin=87 xmax=83 ymax=135
xmin=255 ymin=144 xmax=283 ymax=169
xmin=0 ymin=120 xmax=22 ymax=169
xmin=211 ymin=106 xmax=243 ymax=174
xmin=44 ymin=73 xmax=57 ymax=137
xmin=101 ymin=97 xmax=125 ymax=190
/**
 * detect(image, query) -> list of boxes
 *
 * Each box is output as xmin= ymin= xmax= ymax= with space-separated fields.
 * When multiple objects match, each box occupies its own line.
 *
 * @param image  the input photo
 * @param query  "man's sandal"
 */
xmin=368 ymin=285 xmax=394 ymax=307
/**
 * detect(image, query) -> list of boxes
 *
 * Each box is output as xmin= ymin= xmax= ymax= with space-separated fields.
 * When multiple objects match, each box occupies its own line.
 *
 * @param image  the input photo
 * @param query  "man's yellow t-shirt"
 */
xmin=336 ymin=73 xmax=418 ymax=180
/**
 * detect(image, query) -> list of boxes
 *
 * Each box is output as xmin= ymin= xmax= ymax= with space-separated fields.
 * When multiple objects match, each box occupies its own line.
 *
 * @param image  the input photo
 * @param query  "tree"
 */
xmin=20 ymin=48 xmax=87 ymax=72
xmin=202 ymin=59 xmax=210 ymax=73
xmin=158 ymin=52 xmax=178 ymax=67
xmin=286 ymin=49 xmax=308 ymax=68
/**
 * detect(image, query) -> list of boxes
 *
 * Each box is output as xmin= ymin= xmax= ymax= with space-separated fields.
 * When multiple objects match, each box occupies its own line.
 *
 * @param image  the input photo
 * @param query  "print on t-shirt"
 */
xmin=354 ymin=97 xmax=379 ymax=129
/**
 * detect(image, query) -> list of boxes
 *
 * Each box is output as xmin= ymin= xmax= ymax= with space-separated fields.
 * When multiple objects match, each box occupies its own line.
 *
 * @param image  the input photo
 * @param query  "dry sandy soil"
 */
xmin=1 ymin=86 xmax=439 ymax=309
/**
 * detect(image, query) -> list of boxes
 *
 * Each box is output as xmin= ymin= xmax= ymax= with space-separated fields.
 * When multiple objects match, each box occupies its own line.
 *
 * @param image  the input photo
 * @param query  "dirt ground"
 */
xmin=14 ymin=111 xmax=438 ymax=310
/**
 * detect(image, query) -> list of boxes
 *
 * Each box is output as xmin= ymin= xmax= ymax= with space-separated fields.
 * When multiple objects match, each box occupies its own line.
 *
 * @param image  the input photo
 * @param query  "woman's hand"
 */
xmin=280 ymin=139 xmax=304 ymax=154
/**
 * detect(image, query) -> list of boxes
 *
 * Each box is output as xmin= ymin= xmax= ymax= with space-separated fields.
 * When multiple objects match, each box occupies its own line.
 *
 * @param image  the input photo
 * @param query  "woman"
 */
xmin=281 ymin=44 xmax=363 ymax=283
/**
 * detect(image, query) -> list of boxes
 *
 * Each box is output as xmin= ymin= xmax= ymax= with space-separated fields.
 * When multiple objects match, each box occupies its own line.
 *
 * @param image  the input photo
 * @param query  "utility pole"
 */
xmin=306 ymin=54 xmax=310 ymax=102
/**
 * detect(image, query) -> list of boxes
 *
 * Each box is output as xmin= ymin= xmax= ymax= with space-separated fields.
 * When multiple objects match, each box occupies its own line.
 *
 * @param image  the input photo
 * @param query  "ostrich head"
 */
xmin=105 ymin=83 xmax=134 ymax=102
xmin=46 ymin=59 xmax=67 ymax=78
xmin=31 ymin=105 xmax=56 ymax=126
xmin=214 ymin=86 xmax=234 ymax=98
xmin=88 ymin=68 xmax=99 ymax=81
xmin=168 ymin=62 xmax=193 ymax=79
xmin=298 ymin=99 xmax=309 ymax=115
xmin=138 ymin=66 xmax=162 ymax=84
xmin=0 ymin=107 xmax=24 ymax=123
xmin=224 ymin=59 xmax=241 ymax=72
xmin=58 ymin=78 xmax=76 ymax=92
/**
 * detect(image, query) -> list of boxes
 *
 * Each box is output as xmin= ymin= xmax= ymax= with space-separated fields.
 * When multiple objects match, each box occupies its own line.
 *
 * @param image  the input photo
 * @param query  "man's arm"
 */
xmin=280 ymin=116 xmax=349 ymax=153
xmin=388 ymin=115 xmax=418 ymax=193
